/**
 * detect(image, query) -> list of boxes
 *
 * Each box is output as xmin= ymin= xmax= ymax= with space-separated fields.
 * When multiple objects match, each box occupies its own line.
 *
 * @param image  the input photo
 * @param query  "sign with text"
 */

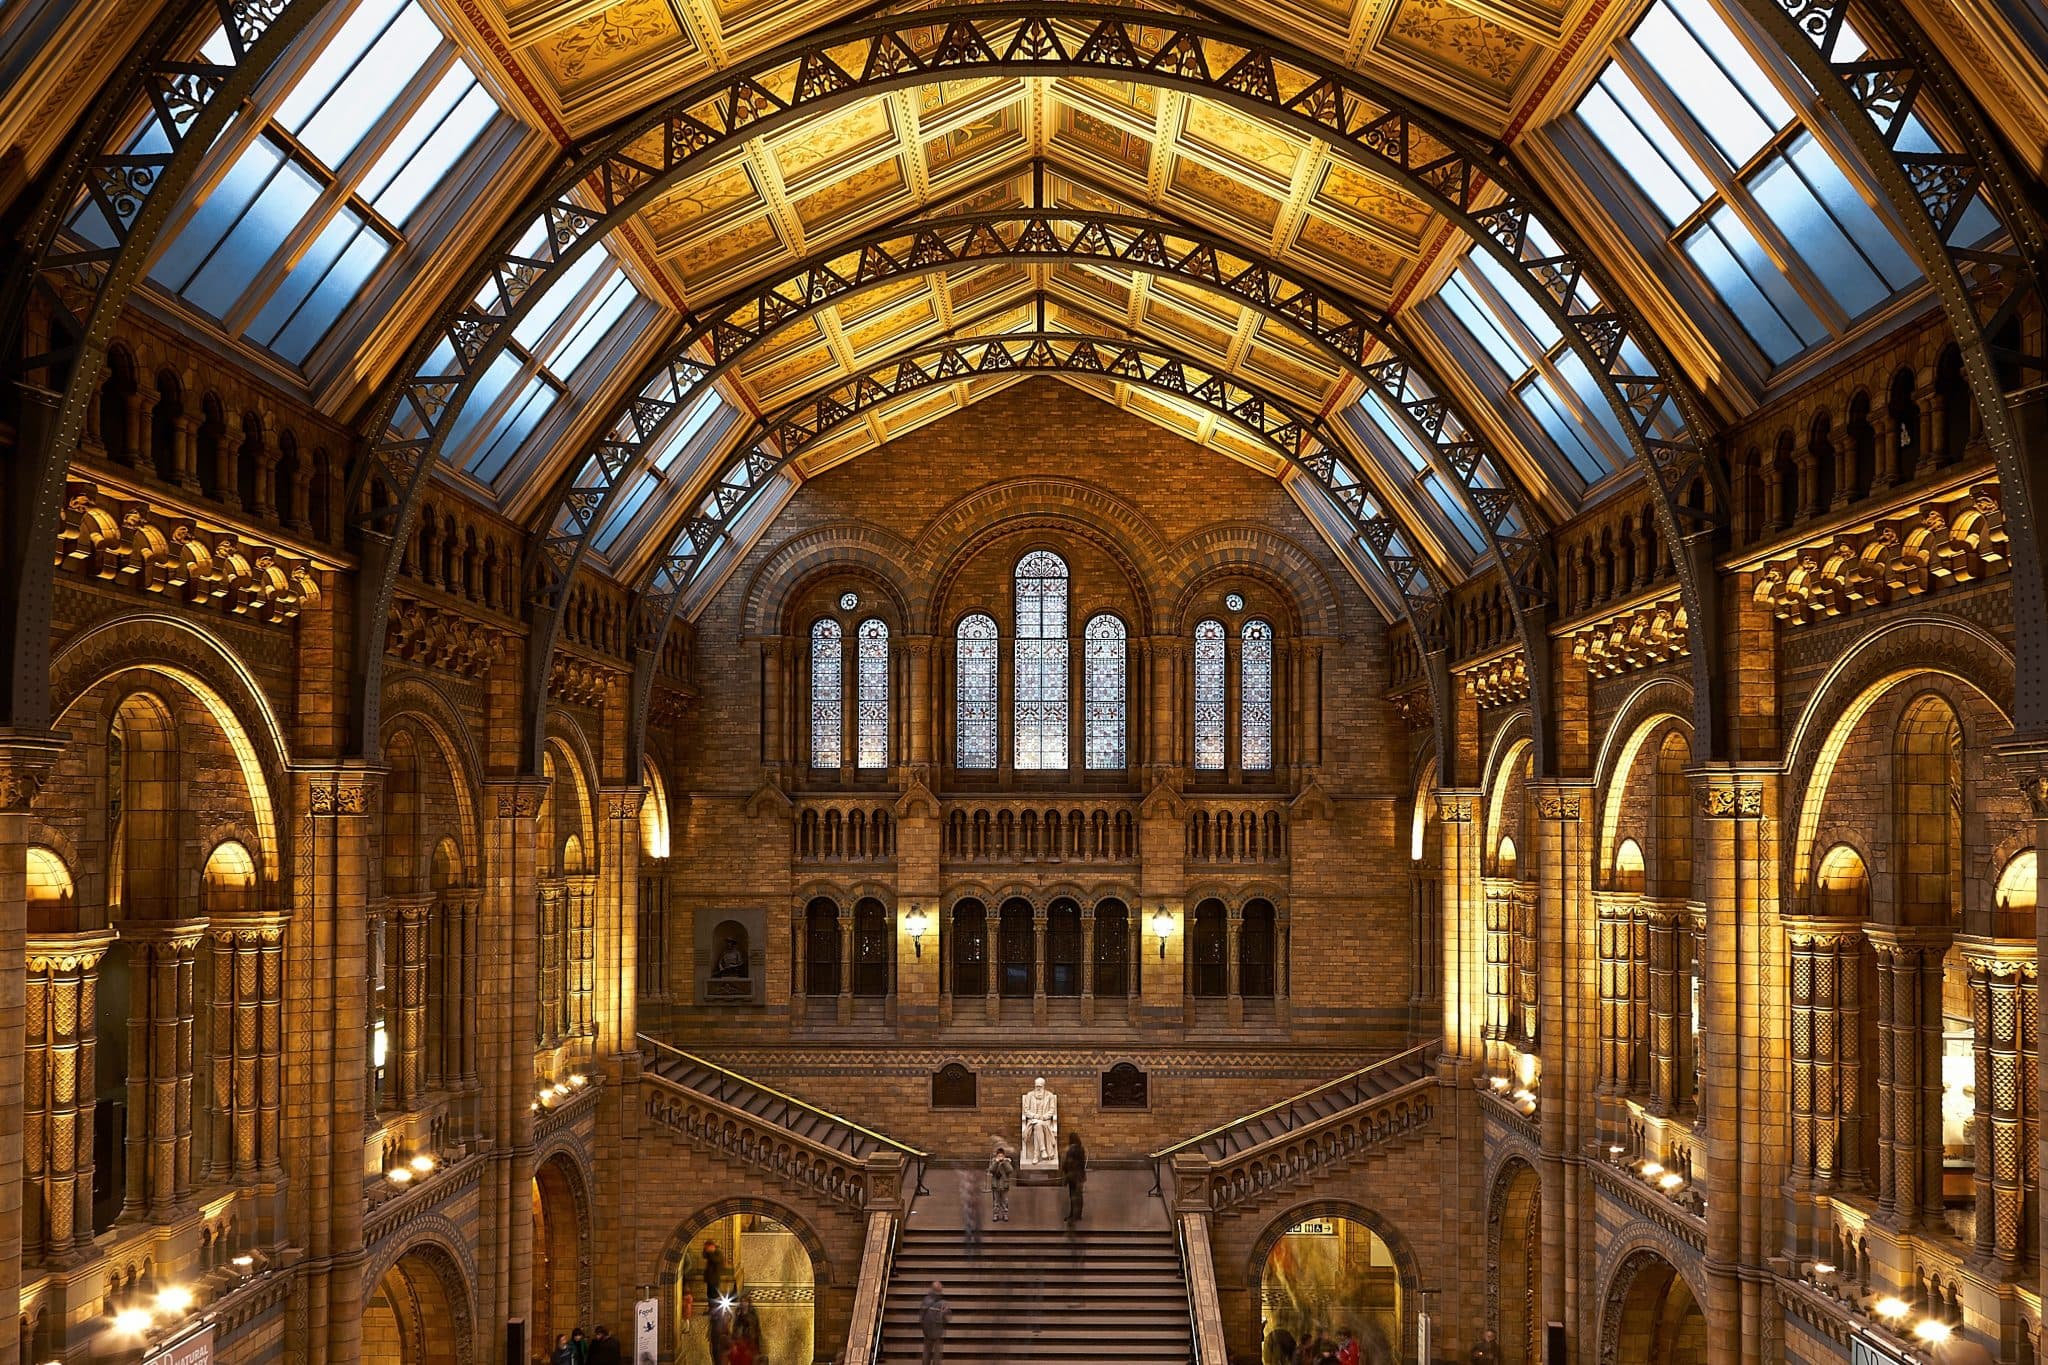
xmin=1288 ymin=1218 xmax=1338 ymax=1236
xmin=142 ymin=1324 xmax=214 ymax=1365
xmin=1851 ymin=1336 xmax=1911 ymax=1365
xmin=634 ymin=1297 xmax=659 ymax=1365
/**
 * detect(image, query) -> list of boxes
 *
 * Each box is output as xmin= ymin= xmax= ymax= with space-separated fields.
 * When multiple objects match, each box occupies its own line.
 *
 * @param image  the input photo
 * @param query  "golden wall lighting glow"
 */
xmin=410 ymin=1154 xmax=435 ymax=1173
xmin=1658 ymin=1172 xmax=1684 ymax=1191
xmin=1640 ymin=1162 xmax=1663 ymax=1178
xmin=156 ymin=1287 xmax=194 ymax=1314
xmin=112 ymin=1309 xmax=152 ymax=1335
xmin=1873 ymin=1296 xmax=1910 ymax=1321
xmin=1912 ymin=1320 xmax=1953 ymax=1344
xmin=388 ymin=1166 xmax=414 ymax=1185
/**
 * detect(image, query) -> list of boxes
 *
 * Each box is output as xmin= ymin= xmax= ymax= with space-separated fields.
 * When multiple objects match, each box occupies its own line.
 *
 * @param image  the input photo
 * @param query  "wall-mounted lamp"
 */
xmin=905 ymin=905 xmax=929 ymax=959
xmin=1152 ymin=905 xmax=1173 ymax=959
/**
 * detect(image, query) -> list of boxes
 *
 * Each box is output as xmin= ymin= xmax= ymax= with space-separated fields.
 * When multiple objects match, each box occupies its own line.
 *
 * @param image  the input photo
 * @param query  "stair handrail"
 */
xmin=841 ymin=1200 xmax=906 ymax=1365
xmin=639 ymin=1033 xmax=929 ymax=1159
xmin=1148 ymin=1039 xmax=1439 ymax=1160
xmin=1172 ymin=1190 xmax=1231 ymax=1364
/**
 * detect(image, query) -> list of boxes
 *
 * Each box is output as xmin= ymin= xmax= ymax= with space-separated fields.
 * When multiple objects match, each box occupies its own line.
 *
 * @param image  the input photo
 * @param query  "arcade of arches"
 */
xmin=1 ymin=0 xmax=2047 ymax=1360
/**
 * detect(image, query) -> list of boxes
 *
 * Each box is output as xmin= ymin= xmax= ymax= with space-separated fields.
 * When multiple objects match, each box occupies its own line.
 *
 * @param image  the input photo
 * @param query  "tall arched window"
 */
xmin=1083 ymin=614 xmax=1126 ymax=770
xmin=1014 ymin=551 xmax=1069 ymax=770
xmin=1241 ymin=619 xmax=1274 ymax=771
xmin=810 ymin=618 xmax=842 ymax=768
xmin=1193 ymin=619 xmax=1227 ymax=770
xmin=956 ymin=614 xmax=999 ymax=769
xmin=857 ymin=619 xmax=890 ymax=769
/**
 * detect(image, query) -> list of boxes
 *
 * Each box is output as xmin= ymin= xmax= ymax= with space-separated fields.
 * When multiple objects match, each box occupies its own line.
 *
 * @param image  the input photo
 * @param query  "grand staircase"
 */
xmin=641 ymin=1035 xmax=902 ymax=1161
xmin=880 ymin=1218 xmax=1193 ymax=1363
xmin=1163 ymin=1040 xmax=1437 ymax=1163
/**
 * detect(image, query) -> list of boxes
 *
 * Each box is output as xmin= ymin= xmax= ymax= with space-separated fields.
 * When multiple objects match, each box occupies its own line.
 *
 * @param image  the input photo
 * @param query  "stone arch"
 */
xmin=1596 ymin=1242 xmax=1709 ymax=1365
xmin=50 ymin=613 xmax=290 ymax=871
xmin=1245 ymin=1198 xmax=1422 ymax=1364
xmin=361 ymin=1219 xmax=479 ymax=1365
xmin=380 ymin=676 xmax=485 ymax=876
xmin=911 ymin=477 xmax=1169 ymax=631
xmin=1786 ymin=616 xmax=2013 ymax=901
xmin=1484 ymin=729 xmax=1534 ymax=881
xmin=1486 ymin=1155 xmax=1543 ymax=1365
xmin=741 ymin=521 xmax=917 ymax=637
xmin=533 ymin=1137 xmax=597 ymax=1351
xmin=544 ymin=712 xmax=603 ymax=874
xmin=653 ymin=1197 xmax=833 ymax=1358
xmin=1595 ymin=710 xmax=1694 ymax=897
xmin=1163 ymin=523 xmax=1341 ymax=637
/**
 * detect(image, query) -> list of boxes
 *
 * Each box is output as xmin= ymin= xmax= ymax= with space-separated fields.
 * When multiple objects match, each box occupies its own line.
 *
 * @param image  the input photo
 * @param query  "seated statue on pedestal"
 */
xmin=1020 ymin=1077 xmax=1059 ymax=1167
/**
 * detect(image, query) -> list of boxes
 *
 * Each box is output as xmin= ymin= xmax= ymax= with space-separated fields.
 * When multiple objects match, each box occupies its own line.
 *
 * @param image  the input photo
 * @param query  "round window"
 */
xmin=1224 ymin=592 xmax=1245 ymax=612
xmin=839 ymin=590 xmax=860 ymax=611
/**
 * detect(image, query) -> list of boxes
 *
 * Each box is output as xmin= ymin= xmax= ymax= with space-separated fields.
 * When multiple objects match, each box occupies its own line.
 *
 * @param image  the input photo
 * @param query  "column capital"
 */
xmin=0 ymin=728 xmax=65 ymax=811
xmin=1684 ymin=764 xmax=1776 ymax=819
xmin=485 ymin=774 xmax=552 ymax=819
xmin=1779 ymin=916 xmax=1864 ymax=951
xmin=302 ymin=762 xmax=382 ymax=818
xmin=1527 ymin=779 xmax=1593 ymax=821
xmin=118 ymin=916 xmax=210 ymax=954
xmin=1862 ymin=922 xmax=1953 ymax=956
xmin=1952 ymin=935 xmax=2036 ymax=976
xmin=203 ymin=910 xmax=289 ymax=946
xmin=600 ymin=785 xmax=647 ymax=821
xmin=1434 ymin=792 xmax=1478 ymax=823
xmin=25 ymin=927 xmax=119 ymax=972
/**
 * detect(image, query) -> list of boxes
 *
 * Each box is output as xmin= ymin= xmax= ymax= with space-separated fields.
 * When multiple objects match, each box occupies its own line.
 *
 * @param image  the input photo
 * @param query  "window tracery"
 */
xmin=810 ymin=619 xmax=842 ymax=769
xmin=857 ymin=619 xmax=890 ymax=770
xmin=1194 ymin=619 xmax=1228 ymax=771
xmin=955 ymin=614 xmax=999 ymax=770
xmin=1014 ymin=552 xmax=1070 ymax=770
xmin=1084 ymin=614 xmax=1127 ymax=771
xmin=1241 ymin=619 xmax=1275 ymax=772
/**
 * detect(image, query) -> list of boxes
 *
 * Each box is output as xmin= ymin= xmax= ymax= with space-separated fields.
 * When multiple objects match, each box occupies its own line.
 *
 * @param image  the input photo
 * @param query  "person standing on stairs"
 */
xmin=960 ymin=1167 xmax=983 ymax=1253
xmin=1060 ymin=1130 xmax=1087 ymax=1226
xmin=920 ymin=1280 xmax=950 ymax=1365
xmin=987 ymin=1141 xmax=1015 ymax=1222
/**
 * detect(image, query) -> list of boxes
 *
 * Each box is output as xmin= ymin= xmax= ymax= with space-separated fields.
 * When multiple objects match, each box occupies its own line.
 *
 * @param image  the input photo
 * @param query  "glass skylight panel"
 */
xmin=138 ymin=0 xmax=506 ymax=369
xmin=361 ymin=69 xmax=496 ymax=226
xmin=513 ymin=249 xmax=611 ymax=351
xmin=552 ymin=273 xmax=638 ymax=373
xmin=467 ymin=377 xmax=557 ymax=483
xmin=1573 ymin=0 xmax=1931 ymax=368
xmin=594 ymin=473 xmax=660 ymax=555
xmin=1519 ymin=377 xmax=1612 ymax=486
xmin=1426 ymin=476 xmax=1487 ymax=552
xmin=651 ymin=390 xmax=725 ymax=473
xmin=1442 ymin=273 xmax=1524 ymax=376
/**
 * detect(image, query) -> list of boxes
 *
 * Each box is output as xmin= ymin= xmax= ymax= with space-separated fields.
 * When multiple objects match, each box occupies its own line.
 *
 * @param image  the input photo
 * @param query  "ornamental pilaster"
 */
xmin=119 ymin=918 xmax=206 ymax=1221
xmin=1958 ymin=938 xmax=2035 ymax=1267
xmin=202 ymin=912 xmax=286 ymax=1185
xmin=24 ymin=930 xmax=115 ymax=1265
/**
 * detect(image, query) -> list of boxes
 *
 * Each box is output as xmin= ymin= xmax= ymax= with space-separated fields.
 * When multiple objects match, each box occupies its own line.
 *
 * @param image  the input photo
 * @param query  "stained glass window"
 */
xmin=956 ymin=614 xmax=998 ymax=770
xmin=1241 ymin=620 xmax=1275 ymax=772
xmin=1014 ymin=551 xmax=1069 ymax=770
xmin=857 ymin=619 xmax=889 ymax=770
xmin=1083 ymin=614 xmax=1127 ymax=771
xmin=1194 ymin=619 xmax=1227 ymax=771
xmin=810 ymin=619 xmax=842 ymax=769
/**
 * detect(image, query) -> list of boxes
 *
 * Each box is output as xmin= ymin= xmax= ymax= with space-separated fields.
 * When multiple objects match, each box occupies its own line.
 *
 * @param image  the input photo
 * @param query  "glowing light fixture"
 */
xmin=156 ymin=1287 xmax=194 ymax=1315
xmin=1153 ymin=906 xmax=1173 ymax=959
xmin=1913 ymin=1319 xmax=1953 ymax=1345
xmin=905 ymin=905 xmax=929 ymax=958
xmin=1874 ymin=1296 xmax=1910 ymax=1321
xmin=1658 ymin=1173 xmax=1684 ymax=1191
xmin=410 ymin=1154 xmax=435 ymax=1173
xmin=388 ymin=1166 xmax=414 ymax=1185
xmin=1641 ymin=1162 xmax=1663 ymax=1178
xmin=113 ymin=1309 xmax=152 ymax=1335
xmin=232 ymin=1256 xmax=255 ymax=1269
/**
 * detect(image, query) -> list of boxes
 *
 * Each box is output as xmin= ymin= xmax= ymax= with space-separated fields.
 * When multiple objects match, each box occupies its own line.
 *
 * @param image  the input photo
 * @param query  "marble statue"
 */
xmin=1020 ymin=1077 xmax=1059 ymax=1167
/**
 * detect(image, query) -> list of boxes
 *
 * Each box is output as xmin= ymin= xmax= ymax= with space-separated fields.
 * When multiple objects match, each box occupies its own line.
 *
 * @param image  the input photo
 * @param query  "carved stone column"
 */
xmin=566 ymin=872 xmax=595 ymax=1054
xmin=24 ymin=930 xmax=115 ymax=1265
xmin=480 ymin=775 xmax=547 ymax=1340
xmin=1868 ymin=925 xmax=1948 ymax=1227
xmin=1645 ymin=905 xmax=1686 ymax=1116
xmin=1595 ymin=892 xmax=1632 ymax=1098
xmin=596 ymin=788 xmax=643 ymax=1057
xmin=536 ymin=877 xmax=566 ymax=1048
xmin=1032 ymin=905 xmax=1048 ymax=1027
xmin=1961 ymin=940 xmax=2034 ymax=1267
xmin=120 ymin=919 xmax=205 ymax=1221
xmin=1629 ymin=905 xmax=1652 ymax=1098
xmin=170 ymin=413 xmax=200 ymax=491
xmin=906 ymin=636 xmax=933 ymax=774
xmin=1482 ymin=877 xmax=1514 ymax=1080
xmin=838 ymin=903 xmax=855 ymax=1024
xmin=1783 ymin=919 xmax=1862 ymax=1256
xmin=385 ymin=897 xmax=429 ymax=1110
xmin=1225 ymin=904 xmax=1243 ymax=1026
xmin=760 ymin=639 xmax=786 ymax=777
xmin=1435 ymin=793 xmax=1484 ymax=1071
xmin=1080 ymin=904 xmax=1096 ymax=1025
xmin=204 ymin=913 xmax=288 ymax=1186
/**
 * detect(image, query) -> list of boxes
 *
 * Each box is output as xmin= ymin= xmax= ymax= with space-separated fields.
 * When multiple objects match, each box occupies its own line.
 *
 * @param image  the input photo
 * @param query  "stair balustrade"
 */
xmin=638 ymin=1035 xmax=925 ymax=1214
xmin=1152 ymin=1041 xmax=1439 ymax=1216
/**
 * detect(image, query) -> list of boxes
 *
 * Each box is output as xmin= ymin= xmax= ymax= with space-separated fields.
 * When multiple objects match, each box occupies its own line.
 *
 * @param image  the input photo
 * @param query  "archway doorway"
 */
xmin=673 ymin=1211 xmax=816 ymax=1365
xmin=532 ymin=1155 xmax=589 ymax=1357
xmin=1489 ymin=1161 xmax=1541 ymax=1365
xmin=1258 ymin=1213 xmax=1401 ymax=1364
xmin=1602 ymin=1250 xmax=1706 ymax=1365
xmin=363 ymin=1246 xmax=469 ymax=1365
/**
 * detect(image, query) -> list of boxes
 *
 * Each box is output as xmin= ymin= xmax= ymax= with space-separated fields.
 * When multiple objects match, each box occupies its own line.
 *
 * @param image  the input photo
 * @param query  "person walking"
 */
xmin=1469 ymin=1328 xmax=1500 ymax=1364
xmin=569 ymin=1327 xmax=590 ymax=1364
xmin=550 ymin=1335 xmax=576 ymax=1365
xmin=987 ymin=1142 xmax=1015 ymax=1223
xmin=960 ymin=1167 xmax=984 ymax=1253
xmin=920 ymin=1280 xmax=950 ymax=1365
xmin=588 ymin=1326 xmax=623 ymax=1365
xmin=1335 ymin=1327 xmax=1360 ymax=1365
xmin=1059 ymin=1130 xmax=1087 ymax=1226
xmin=702 ymin=1239 xmax=727 ymax=1306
